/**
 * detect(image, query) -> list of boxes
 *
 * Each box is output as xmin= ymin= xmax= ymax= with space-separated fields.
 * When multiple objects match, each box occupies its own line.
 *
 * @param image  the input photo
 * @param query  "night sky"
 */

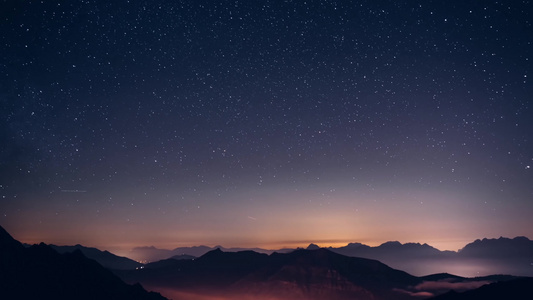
xmin=1 ymin=0 xmax=532 ymax=254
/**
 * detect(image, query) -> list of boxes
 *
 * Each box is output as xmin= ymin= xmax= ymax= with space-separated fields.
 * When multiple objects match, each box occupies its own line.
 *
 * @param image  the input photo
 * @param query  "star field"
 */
xmin=1 ymin=0 xmax=532 ymax=252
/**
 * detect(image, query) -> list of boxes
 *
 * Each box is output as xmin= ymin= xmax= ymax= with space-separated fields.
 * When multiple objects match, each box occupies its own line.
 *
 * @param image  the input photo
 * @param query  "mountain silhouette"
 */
xmin=118 ymin=247 xmax=521 ymax=300
xmin=129 ymin=245 xmax=213 ymax=261
xmin=170 ymin=253 xmax=196 ymax=260
xmin=329 ymin=237 xmax=533 ymax=276
xmin=50 ymin=244 xmax=143 ymax=270
xmin=125 ymin=236 xmax=533 ymax=277
xmin=327 ymin=240 xmax=458 ymax=276
xmin=4 ymin=225 xmax=529 ymax=300
xmin=459 ymin=236 xmax=532 ymax=257
xmin=128 ymin=244 xmax=280 ymax=262
xmin=306 ymin=243 xmax=320 ymax=250
xmin=454 ymin=237 xmax=533 ymax=276
xmin=117 ymin=247 xmax=532 ymax=300
xmin=0 ymin=225 xmax=166 ymax=300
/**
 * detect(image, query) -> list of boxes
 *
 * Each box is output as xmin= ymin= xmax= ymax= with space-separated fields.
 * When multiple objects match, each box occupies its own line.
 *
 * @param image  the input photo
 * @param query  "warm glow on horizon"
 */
xmin=5 ymin=185 xmax=530 ymax=254
xmin=9 ymin=216 xmax=522 ymax=255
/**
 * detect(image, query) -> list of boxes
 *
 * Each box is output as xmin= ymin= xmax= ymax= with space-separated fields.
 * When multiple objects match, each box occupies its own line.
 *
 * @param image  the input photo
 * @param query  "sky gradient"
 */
xmin=1 ymin=0 xmax=532 ymax=254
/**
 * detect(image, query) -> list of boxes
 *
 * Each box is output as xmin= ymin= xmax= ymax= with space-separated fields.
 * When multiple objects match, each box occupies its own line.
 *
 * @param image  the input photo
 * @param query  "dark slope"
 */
xmin=0 ymin=225 xmax=166 ymax=300
xmin=429 ymin=277 xmax=533 ymax=300
xmin=140 ymin=254 xmax=195 ymax=270
xmin=50 ymin=244 xmax=142 ymax=270
xmin=128 ymin=244 xmax=276 ymax=262
xmin=231 ymin=248 xmax=421 ymax=300
xmin=129 ymin=245 xmax=213 ymax=262
xmin=170 ymin=254 xmax=196 ymax=260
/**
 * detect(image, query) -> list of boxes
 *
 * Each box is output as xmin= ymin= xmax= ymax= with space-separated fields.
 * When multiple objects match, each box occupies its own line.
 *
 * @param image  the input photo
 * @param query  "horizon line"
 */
xmin=32 ymin=235 xmax=530 ymax=254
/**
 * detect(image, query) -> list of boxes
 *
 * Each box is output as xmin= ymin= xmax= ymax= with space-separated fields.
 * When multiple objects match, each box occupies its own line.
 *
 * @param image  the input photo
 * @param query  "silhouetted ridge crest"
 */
xmin=0 ymin=225 xmax=23 ymax=251
xmin=0 ymin=225 xmax=167 ymax=300
xmin=50 ymin=244 xmax=143 ymax=270
xmin=306 ymin=243 xmax=320 ymax=250
xmin=458 ymin=236 xmax=533 ymax=259
xmin=115 ymin=244 xmax=530 ymax=300
xmin=380 ymin=241 xmax=403 ymax=247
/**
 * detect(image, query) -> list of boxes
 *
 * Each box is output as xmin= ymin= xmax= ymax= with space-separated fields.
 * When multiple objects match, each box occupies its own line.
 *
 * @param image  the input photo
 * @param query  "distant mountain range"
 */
xmin=128 ymin=244 xmax=290 ymax=262
xmin=40 ymin=236 xmax=533 ymax=278
xmin=3 ymin=224 xmax=532 ymax=300
xmin=0 ymin=225 xmax=166 ymax=300
xmin=116 ymin=247 xmax=529 ymax=300
xmin=127 ymin=236 xmax=533 ymax=277
xmin=327 ymin=237 xmax=533 ymax=277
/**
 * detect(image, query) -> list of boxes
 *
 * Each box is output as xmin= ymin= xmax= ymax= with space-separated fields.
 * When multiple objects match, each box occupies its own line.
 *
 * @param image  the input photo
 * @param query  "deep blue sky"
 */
xmin=1 ymin=0 xmax=532 ymax=252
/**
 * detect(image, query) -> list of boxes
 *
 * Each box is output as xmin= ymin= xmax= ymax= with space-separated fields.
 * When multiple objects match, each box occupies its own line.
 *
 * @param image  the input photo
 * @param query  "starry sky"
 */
xmin=1 ymin=0 xmax=532 ymax=254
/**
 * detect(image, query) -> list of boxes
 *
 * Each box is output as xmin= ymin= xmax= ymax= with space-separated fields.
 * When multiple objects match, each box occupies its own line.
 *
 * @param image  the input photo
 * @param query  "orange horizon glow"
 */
xmin=4 ymin=185 xmax=531 ymax=257
xmin=10 ymin=224 xmax=522 ymax=257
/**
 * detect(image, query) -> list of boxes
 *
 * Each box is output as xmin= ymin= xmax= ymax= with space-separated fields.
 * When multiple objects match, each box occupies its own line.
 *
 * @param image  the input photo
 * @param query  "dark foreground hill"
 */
xmin=0 ymin=225 xmax=166 ymax=300
xmin=428 ymin=277 xmax=533 ymax=300
xmin=116 ymin=247 xmax=522 ymax=300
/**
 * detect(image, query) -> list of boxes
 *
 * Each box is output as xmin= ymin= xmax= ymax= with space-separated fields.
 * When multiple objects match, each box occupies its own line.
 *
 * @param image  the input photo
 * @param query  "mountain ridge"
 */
xmin=116 ymin=247 xmax=526 ymax=300
xmin=0 ymin=225 xmax=167 ymax=300
xmin=125 ymin=236 xmax=533 ymax=277
xmin=130 ymin=236 xmax=533 ymax=258
xmin=20 ymin=235 xmax=532 ymax=277
xmin=4 ymin=224 xmax=531 ymax=300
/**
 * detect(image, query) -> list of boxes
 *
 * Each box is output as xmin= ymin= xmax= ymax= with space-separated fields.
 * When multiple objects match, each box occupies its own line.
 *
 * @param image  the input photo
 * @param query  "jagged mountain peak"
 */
xmin=306 ymin=243 xmax=320 ymax=250
xmin=460 ymin=236 xmax=532 ymax=251
xmin=345 ymin=242 xmax=364 ymax=247
xmin=380 ymin=241 xmax=403 ymax=247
